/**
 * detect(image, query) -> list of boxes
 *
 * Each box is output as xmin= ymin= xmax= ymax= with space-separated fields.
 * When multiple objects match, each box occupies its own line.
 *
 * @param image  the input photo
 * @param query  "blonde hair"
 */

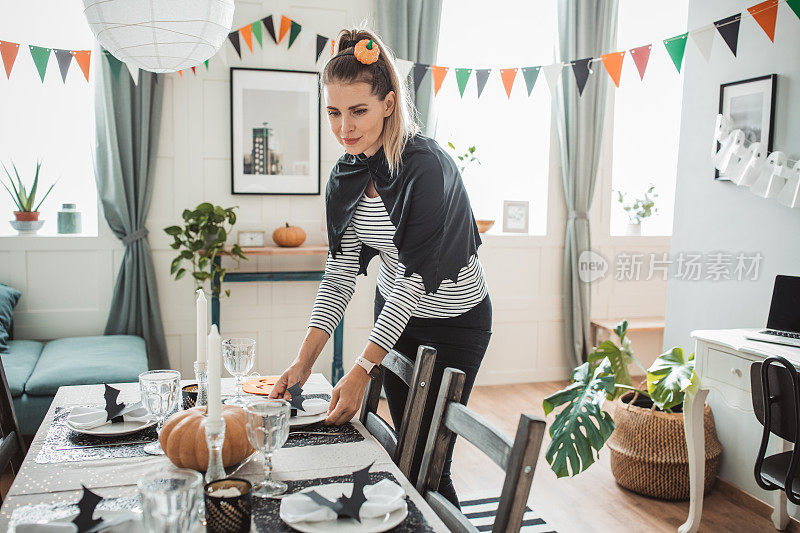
xmin=323 ymin=28 xmax=419 ymax=175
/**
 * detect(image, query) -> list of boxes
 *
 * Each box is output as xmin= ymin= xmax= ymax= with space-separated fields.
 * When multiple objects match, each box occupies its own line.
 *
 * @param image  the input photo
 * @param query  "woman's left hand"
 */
xmin=324 ymin=367 xmax=371 ymax=425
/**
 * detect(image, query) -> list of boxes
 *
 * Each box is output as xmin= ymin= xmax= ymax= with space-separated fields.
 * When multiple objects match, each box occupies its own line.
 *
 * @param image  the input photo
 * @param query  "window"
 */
xmin=0 ymin=1 xmax=98 ymax=237
xmin=434 ymin=0 xmax=558 ymax=235
xmin=610 ymin=0 xmax=688 ymax=236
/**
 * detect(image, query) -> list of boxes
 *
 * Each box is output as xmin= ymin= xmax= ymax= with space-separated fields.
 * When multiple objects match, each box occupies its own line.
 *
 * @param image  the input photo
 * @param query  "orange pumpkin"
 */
xmin=159 ymin=406 xmax=254 ymax=471
xmin=272 ymin=223 xmax=306 ymax=247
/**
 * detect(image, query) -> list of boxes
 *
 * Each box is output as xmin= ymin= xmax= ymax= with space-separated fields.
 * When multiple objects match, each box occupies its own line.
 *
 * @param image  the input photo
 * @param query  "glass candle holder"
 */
xmin=204 ymin=478 xmax=253 ymax=533
xmin=194 ymin=360 xmax=208 ymax=407
xmin=204 ymin=417 xmax=226 ymax=484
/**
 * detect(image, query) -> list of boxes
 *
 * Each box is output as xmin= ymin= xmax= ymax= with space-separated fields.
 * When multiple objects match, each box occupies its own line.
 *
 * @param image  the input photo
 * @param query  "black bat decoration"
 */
xmin=304 ymin=462 xmax=374 ymax=522
xmin=286 ymin=382 xmax=307 ymax=412
xmin=72 ymin=485 xmax=104 ymax=533
xmin=103 ymin=384 xmax=126 ymax=422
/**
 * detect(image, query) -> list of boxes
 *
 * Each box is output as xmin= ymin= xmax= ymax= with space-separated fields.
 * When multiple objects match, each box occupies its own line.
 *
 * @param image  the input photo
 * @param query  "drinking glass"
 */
xmin=222 ymin=338 xmax=256 ymax=407
xmin=245 ymin=399 xmax=290 ymax=497
xmin=139 ymin=369 xmax=181 ymax=455
xmin=138 ymin=466 xmax=202 ymax=533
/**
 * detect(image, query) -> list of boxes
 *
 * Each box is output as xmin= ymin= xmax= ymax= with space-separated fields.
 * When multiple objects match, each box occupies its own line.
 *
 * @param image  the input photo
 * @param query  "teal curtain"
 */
xmin=375 ymin=0 xmax=443 ymax=135
xmin=93 ymin=50 xmax=169 ymax=369
xmin=556 ymin=1 xmax=618 ymax=367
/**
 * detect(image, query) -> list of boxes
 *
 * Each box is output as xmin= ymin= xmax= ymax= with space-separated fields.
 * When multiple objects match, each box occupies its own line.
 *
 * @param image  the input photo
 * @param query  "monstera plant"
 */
xmin=543 ymin=321 xmax=698 ymax=478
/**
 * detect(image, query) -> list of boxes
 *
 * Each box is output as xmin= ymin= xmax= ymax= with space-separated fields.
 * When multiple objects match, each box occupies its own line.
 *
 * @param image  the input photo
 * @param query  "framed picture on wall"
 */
xmin=716 ymin=74 xmax=777 ymax=180
xmin=502 ymin=200 xmax=529 ymax=233
xmin=230 ymin=67 xmax=320 ymax=195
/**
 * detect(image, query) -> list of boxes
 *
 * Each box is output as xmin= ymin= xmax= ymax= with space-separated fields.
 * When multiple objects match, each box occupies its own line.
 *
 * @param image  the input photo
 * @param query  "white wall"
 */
xmin=1 ymin=0 xmax=669 ymax=387
xmin=663 ymin=0 xmax=800 ymax=514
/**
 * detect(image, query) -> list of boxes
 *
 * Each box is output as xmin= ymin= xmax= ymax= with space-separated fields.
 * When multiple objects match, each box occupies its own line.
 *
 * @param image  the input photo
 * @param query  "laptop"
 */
xmin=745 ymin=275 xmax=800 ymax=348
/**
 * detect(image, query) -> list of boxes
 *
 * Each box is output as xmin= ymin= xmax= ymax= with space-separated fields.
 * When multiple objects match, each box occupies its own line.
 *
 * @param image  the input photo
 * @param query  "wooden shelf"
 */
xmin=591 ymin=317 xmax=665 ymax=332
xmin=222 ymin=245 xmax=328 ymax=256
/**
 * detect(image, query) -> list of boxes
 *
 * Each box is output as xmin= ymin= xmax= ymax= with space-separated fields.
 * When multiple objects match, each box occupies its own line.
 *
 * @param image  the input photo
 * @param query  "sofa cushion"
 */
xmin=0 ymin=283 xmax=22 ymax=353
xmin=1 ymin=340 xmax=44 ymax=397
xmin=25 ymin=335 xmax=148 ymax=396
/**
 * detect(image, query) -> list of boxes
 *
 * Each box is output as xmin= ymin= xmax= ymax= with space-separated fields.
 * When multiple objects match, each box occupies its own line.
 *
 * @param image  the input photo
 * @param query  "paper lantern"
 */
xmin=82 ymin=0 xmax=235 ymax=73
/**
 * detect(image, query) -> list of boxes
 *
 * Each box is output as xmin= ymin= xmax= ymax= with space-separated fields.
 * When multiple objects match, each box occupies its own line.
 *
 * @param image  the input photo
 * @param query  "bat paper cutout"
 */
xmin=304 ymin=462 xmax=374 ymax=522
xmin=103 ymin=384 xmax=126 ymax=422
xmin=286 ymin=382 xmax=308 ymax=413
xmin=71 ymin=485 xmax=104 ymax=532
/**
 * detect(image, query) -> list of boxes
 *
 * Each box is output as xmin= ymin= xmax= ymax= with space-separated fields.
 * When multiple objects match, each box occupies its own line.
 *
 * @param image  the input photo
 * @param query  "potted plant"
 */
xmin=164 ymin=203 xmax=247 ymax=297
xmin=615 ymin=184 xmax=658 ymax=236
xmin=447 ymin=141 xmax=493 ymax=233
xmin=1 ymin=160 xmax=57 ymax=235
xmin=543 ymin=320 xmax=722 ymax=500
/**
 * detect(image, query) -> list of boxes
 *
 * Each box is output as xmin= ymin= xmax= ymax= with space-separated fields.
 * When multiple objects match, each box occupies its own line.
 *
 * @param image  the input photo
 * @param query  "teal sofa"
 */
xmin=2 ymin=335 xmax=148 ymax=435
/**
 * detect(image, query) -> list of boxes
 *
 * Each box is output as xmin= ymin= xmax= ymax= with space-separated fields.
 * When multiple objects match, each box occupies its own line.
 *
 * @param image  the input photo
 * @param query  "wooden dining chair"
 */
xmin=416 ymin=368 xmax=546 ymax=533
xmin=751 ymin=355 xmax=800 ymax=504
xmin=0 ymin=354 xmax=28 ymax=503
xmin=359 ymin=345 xmax=436 ymax=483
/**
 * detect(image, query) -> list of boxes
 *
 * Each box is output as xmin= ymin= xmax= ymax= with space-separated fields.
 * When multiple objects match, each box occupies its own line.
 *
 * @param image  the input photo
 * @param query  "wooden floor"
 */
xmin=379 ymin=380 xmax=797 ymax=533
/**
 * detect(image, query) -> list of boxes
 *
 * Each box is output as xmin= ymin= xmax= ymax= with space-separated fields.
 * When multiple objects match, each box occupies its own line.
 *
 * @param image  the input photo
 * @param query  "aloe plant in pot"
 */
xmin=1 ymin=160 xmax=57 ymax=234
xmin=543 ymin=320 xmax=722 ymax=500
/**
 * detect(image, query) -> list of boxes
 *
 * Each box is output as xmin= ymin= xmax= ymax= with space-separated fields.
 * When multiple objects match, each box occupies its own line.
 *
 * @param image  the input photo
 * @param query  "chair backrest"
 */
xmin=359 ymin=345 xmax=436 ymax=482
xmin=416 ymin=368 xmax=546 ymax=533
xmin=0 ymin=354 xmax=28 ymax=503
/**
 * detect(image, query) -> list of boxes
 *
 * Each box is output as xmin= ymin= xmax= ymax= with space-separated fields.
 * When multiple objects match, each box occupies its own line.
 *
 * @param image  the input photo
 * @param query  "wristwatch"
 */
xmin=355 ymin=356 xmax=381 ymax=379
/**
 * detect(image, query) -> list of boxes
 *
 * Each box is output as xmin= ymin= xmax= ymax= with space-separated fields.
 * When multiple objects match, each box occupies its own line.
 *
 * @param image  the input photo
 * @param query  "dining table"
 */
xmin=0 ymin=374 xmax=449 ymax=532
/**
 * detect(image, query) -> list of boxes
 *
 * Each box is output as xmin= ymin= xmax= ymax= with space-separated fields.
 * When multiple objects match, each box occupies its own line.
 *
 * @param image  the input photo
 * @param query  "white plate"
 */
xmin=280 ymin=483 xmax=407 ymax=533
xmin=52 ymin=510 xmax=144 ymax=533
xmin=290 ymin=412 xmax=327 ymax=427
xmin=66 ymin=417 xmax=157 ymax=437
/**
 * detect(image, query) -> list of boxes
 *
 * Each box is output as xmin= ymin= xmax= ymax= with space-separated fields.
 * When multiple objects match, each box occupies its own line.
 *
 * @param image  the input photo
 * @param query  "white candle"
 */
xmin=196 ymin=289 xmax=207 ymax=364
xmin=207 ymin=325 xmax=222 ymax=423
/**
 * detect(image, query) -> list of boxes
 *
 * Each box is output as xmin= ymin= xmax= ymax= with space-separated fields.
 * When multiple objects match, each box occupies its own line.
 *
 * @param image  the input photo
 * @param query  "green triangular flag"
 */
xmin=29 ymin=45 xmax=51 ymax=82
xmin=204 ymin=59 xmax=209 ymax=70
xmin=252 ymin=21 xmax=263 ymax=47
xmin=522 ymin=66 xmax=540 ymax=96
xmin=288 ymin=21 xmax=302 ymax=49
xmin=455 ymin=68 xmax=471 ymax=98
xmin=104 ymin=50 xmax=124 ymax=81
xmin=788 ymin=0 xmax=800 ymax=20
xmin=663 ymin=32 xmax=688 ymax=73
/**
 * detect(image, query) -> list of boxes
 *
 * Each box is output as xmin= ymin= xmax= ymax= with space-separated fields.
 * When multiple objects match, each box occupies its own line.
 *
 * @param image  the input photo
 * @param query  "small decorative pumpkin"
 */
xmin=159 ymin=405 xmax=254 ymax=471
xmin=354 ymin=39 xmax=380 ymax=65
xmin=272 ymin=223 xmax=306 ymax=247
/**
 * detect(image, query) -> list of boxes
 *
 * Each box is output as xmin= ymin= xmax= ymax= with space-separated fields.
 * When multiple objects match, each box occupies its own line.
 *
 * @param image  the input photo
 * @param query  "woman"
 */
xmin=269 ymin=28 xmax=492 ymax=508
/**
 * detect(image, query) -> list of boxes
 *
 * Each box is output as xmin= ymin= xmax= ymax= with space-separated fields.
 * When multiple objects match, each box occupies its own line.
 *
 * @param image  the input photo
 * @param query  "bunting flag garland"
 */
xmin=191 ymin=66 xmax=196 ymax=75
xmin=789 ymin=0 xmax=800 ymax=19
xmin=663 ymin=32 xmax=688 ymax=72
xmin=571 ymin=58 xmax=592 ymax=96
xmin=431 ymin=65 xmax=449 ymax=95
xmin=714 ymin=13 xmax=742 ymax=56
xmin=252 ymin=20 xmax=263 ymax=48
xmin=262 ymin=15 xmax=278 ymax=44
xmin=29 ymin=45 xmax=51 ymax=82
xmin=228 ymin=31 xmax=242 ymax=59
xmin=412 ymin=63 xmax=428 ymax=92
xmin=278 ymin=16 xmax=291 ymax=44
xmin=690 ymin=26 xmax=715 ymax=62
xmin=455 ymin=68 xmax=472 ymax=97
xmin=126 ymin=62 xmax=139 ymax=85
xmin=599 ymin=51 xmax=624 ymax=87
xmin=629 ymin=44 xmax=652 ymax=80
xmin=315 ymin=35 xmax=329 ymax=62
xmin=205 ymin=59 xmax=209 ymax=70
xmin=748 ymin=0 xmax=779 ymax=41
xmin=0 ymin=40 xmax=19 ymax=79
xmin=500 ymin=68 xmax=517 ymax=98
xmin=240 ymin=25 xmax=253 ymax=53
xmin=522 ymin=66 xmax=540 ymax=95
xmin=396 ymin=59 xmax=414 ymax=82
xmin=54 ymin=48 xmax=73 ymax=83
xmin=542 ymin=63 xmax=562 ymax=93
xmin=475 ymin=68 xmax=491 ymax=97
xmin=72 ymin=50 xmax=90 ymax=82
xmin=103 ymin=50 xmax=124 ymax=81
xmin=288 ymin=21 xmax=302 ymax=49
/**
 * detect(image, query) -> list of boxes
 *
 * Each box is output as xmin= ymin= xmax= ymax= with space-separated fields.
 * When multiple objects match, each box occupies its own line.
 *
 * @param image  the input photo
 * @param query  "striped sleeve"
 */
xmin=368 ymin=262 xmax=425 ymax=352
xmin=308 ymin=224 xmax=362 ymax=337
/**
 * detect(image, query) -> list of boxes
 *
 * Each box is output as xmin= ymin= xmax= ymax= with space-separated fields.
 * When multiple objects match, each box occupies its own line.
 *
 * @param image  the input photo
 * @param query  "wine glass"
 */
xmin=139 ymin=370 xmax=181 ymax=455
xmin=222 ymin=338 xmax=256 ymax=406
xmin=138 ymin=466 xmax=203 ymax=532
xmin=245 ymin=399 xmax=290 ymax=497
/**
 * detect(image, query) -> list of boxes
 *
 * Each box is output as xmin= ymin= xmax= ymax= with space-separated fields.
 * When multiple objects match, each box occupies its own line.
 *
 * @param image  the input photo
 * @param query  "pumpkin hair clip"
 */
xmin=354 ymin=39 xmax=380 ymax=65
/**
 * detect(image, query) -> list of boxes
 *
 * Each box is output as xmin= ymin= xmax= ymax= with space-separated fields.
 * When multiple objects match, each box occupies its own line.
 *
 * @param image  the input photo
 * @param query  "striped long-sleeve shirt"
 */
xmin=308 ymin=193 xmax=488 ymax=353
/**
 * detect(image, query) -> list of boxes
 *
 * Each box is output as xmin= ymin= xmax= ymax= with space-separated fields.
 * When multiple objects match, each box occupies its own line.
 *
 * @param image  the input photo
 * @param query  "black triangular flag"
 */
xmin=714 ymin=13 xmax=741 ymax=57
xmin=571 ymin=57 xmax=592 ymax=96
xmin=475 ymin=68 xmax=491 ymax=98
xmin=72 ymin=486 xmax=103 ymax=532
xmin=262 ymin=15 xmax=277 ymax=44
xmin=412 ymin=63 xmax=428 ymax=92
xmin=54 ymin=49 xmax=73 ymax=83
xmin=228 ymin=31 xmax=242 ymax=58
xmin=316 ymin=35 xmax=329 ymax=62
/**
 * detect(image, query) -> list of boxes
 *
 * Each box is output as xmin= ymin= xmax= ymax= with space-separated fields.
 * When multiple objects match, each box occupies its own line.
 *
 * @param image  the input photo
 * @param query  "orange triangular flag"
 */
xmin=0 ymin=41 xmax=20 ymax=79
xmin=500 ymin=68 xmax=517 ymax=98
xmin=600 ymin=51 xmax=625 ymax=87
xmin=240 ymin=25 xmax=253 ymax=52
xmin=178 ymin=70 xmax=183 ymax=77
xmin=431 ymin=65 xmax=449 ymax=95
xmin=71 ymin=50 xmax=91 ymax=82
xmin=748 ymin=0 xmax=779 ymax=42
xmin=278 ymin=16 xmax=291 ymax=44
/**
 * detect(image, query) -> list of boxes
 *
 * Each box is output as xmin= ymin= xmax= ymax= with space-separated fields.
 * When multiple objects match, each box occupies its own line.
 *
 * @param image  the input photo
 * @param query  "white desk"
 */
xmin=681 ymin=329 xmax=800 ymax=533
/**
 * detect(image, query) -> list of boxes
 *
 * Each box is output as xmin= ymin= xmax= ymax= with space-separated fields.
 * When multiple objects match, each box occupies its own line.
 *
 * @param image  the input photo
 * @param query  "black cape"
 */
xmin=326 ymin=134 xmax=481 ymax=294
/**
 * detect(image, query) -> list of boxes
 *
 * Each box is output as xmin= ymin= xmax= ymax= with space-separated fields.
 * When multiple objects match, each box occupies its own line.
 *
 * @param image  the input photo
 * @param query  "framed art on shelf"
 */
xmin=230 ymin=67 xmax=320 ymax=195
xmin=716 ymin=74 xmax=776 ymax=180
xmin=502 ymin=200 xmax=529 ymax=233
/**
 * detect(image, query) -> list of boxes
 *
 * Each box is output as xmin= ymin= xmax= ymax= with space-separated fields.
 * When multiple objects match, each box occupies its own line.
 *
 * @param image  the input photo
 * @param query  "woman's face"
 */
xmin=325 ymin=81 xmax=396 ymax=157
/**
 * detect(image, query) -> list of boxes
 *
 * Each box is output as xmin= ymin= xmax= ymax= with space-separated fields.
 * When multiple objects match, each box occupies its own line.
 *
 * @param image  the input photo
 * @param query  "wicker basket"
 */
xmin=606 ymin=393 xmax=723 ymax=501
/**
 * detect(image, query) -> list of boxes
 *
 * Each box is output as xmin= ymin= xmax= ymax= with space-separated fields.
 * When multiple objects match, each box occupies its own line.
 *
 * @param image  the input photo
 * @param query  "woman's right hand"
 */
xmin=269 ymin=362 xmax=312 ymax=400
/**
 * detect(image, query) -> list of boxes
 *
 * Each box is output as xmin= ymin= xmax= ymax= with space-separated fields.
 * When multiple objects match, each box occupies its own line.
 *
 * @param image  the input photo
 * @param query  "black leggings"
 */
xmin=374 ymin=287 xmax=492 ymax=508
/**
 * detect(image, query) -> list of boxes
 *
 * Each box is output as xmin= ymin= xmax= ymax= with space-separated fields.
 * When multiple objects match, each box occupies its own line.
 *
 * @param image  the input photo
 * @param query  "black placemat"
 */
xmin=35 ymin=407 xmax=157 ymax=464
xmin=285 ymin=421 xmax=364 ymax=449
xmin=253 ymin=470 xmax=434 ymax=532
xmin=8 ymin=496 xmax=140 ymax=531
